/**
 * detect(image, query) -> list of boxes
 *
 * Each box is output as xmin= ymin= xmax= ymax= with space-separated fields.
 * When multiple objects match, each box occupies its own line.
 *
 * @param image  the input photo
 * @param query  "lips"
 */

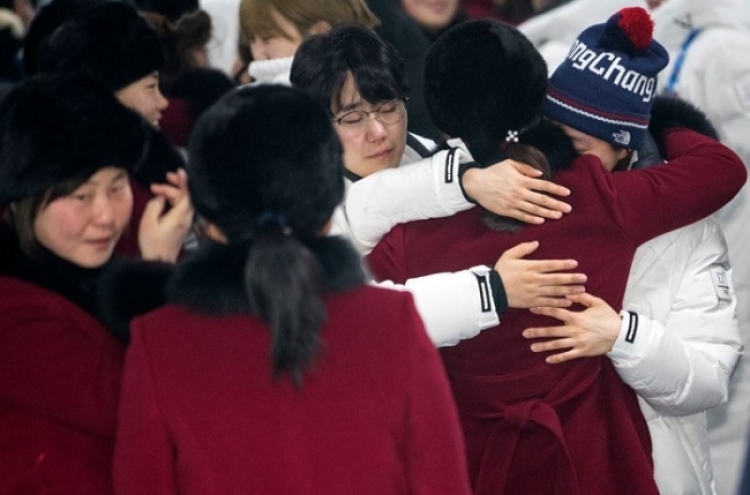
xmin=86 ymin=237 xmax=114 ymax=249
xmin=368 ymin=148 xmax=393 ymax=160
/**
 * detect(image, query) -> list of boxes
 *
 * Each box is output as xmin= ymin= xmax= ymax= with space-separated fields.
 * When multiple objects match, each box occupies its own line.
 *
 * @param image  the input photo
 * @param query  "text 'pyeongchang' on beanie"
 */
xmin=541 ymin=7 xmax=669 ymax=149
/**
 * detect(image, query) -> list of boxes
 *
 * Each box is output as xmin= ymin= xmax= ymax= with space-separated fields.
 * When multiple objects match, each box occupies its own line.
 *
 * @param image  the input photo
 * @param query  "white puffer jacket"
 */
xmin=651 ymin=1 xmax=750 ymax=492
xmin=610 ymin=218 xmax=743 ymax=495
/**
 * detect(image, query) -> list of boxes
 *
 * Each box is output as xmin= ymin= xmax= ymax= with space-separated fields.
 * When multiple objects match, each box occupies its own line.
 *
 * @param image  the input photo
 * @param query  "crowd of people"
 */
xmin=1 ymin=0 xmax=749 ymax=494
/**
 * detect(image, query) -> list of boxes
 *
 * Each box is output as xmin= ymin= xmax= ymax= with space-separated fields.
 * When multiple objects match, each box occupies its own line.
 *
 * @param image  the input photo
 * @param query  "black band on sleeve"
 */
xmin=489 ymin=268 xmax=508 ymax=317
xmin=457 ymin=160 xmax=483 ymax=204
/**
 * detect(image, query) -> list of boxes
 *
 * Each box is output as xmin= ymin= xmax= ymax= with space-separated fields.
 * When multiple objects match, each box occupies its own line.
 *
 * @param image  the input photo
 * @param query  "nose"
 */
xmin=364 ymin=115 xmax=388 ymax=142
xmin=155 ymin=86 xmax=169 ymax=111
xmin=92 ymin=196 xmax=116 ymax=226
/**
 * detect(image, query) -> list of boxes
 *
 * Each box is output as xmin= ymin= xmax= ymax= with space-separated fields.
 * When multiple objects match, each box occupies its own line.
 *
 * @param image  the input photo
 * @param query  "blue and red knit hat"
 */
xmin=541 ymin=7 xmax=669 ymax=149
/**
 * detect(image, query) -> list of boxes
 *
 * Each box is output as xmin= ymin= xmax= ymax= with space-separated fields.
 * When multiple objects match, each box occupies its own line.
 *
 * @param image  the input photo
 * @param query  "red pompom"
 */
xmin=616 ymin=7 xmax=654 ymax=50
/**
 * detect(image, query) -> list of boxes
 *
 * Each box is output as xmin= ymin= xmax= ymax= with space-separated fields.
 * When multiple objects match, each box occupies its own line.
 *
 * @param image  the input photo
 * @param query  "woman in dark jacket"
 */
xmin=113 ymin=85 xmax=471 ymax=495
xmin=0 ymin=72 xmax=178 ymax=494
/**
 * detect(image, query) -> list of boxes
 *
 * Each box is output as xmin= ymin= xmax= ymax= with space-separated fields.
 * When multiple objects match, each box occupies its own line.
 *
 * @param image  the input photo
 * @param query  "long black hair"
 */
xmin=187 ymin=86 xmax=345 ymax=386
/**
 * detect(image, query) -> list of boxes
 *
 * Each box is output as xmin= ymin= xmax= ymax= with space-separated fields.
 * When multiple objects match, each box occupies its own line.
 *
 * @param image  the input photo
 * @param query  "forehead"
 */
xmin=332 ymin=73 xmax=362 ymax=113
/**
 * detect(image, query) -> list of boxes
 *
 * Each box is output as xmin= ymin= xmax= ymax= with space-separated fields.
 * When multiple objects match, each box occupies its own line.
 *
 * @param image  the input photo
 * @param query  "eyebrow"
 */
xmin=337 ymin=100 xmax=364 ymax=114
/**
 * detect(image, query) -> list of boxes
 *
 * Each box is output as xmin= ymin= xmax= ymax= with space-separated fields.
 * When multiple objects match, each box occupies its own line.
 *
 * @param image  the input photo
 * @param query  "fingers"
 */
xmin=165 ymin=168 xmax=188 ymax=188
xmin=140 ymin=195 xmax=167 ymax=226
xmin=564 ymin=292 xmax=600 ymax=307
xmin=508 ymin=160 xmax=544 ymax=178
xmin=522 ymin=331 xmax=582 ymax=364
xmin=499 ymin=241 xmax=540 ymax=261
xmin=527 ymin=297 xmax=574 ymax=308
xmin=528 ymin=258 xmax=580 ymax=273
xmin=525 ymin=178 xmax=570 ymax=198
xmin=519 ymin=192 xmax=571 ymax=216
xmin=528 ymin=306 xmax=572 ymax=323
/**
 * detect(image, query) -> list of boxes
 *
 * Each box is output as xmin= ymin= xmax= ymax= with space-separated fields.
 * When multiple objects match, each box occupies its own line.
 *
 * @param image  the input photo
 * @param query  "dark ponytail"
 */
xmin=243 ymin=226 xmax=325 ymax=388
xmin=188 ymin=86 xmax=346 ymax=388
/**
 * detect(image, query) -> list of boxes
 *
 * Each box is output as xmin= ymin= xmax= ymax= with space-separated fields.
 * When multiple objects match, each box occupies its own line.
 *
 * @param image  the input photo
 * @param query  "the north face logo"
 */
xmin=612 ymin=130 xmax=631 ymax=146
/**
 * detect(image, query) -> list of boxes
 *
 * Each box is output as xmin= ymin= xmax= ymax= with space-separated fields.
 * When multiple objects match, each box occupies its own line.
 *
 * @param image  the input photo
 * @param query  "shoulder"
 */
xmin=0 ymin=276 xmax=114 ymax=339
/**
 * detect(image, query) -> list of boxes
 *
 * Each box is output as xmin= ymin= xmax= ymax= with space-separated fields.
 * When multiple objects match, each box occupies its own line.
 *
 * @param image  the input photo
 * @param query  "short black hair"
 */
xmin=290 ymin=23 xmax=409 ymax=115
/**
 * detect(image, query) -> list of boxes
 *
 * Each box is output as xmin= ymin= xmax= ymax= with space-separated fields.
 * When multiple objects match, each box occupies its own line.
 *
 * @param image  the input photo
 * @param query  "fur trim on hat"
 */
xmin=134 ymin=126 xmax=187 ymax=188
xmin=167 ymin=236 xmax=366 ymax=316
xmin=424 ymin=19 xmax=547 ymax=165
xmin=0 ymin=72 xmax=150 ymax=206
xmin=37 ymin=2 xmax=164 ymax=91
xmin=22 ymin=0 xmax=100 ymax=76
xmin=648 ymin=94 xmax=719 ymax=142
xmin=187 ymin=85 xmax=344 ymax=242
xmin=98 ymin=258 xmax=174 ymax=341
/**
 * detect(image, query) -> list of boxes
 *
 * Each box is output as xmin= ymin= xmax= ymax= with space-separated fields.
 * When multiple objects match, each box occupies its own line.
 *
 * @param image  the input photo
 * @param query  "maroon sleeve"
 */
xmin=604 ymin=128 xmax=746 ymax=245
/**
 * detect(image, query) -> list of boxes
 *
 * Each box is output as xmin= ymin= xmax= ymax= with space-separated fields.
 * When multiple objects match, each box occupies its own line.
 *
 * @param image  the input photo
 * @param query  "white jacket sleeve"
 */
xmin=375 ymin=266 xmax=500 ymax=347
xmin=329 ymin=147 xmax=501 ymax=348
xmin=607 ymin=220 xmax=743 ymax=416
xmin=342 ymin=147 xmax=474 ymax=255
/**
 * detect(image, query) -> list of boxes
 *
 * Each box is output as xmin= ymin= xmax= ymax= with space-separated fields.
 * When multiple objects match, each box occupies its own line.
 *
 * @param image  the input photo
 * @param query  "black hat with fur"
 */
xmin=22 ymin=0 xmax=101 ymax=77
xmin=0 ymin=72 xmax=150 ymax=206
xmin=37 ymin=2 xmax=164 ymax=91
xmin=187 ymin=85 xmax=344 ymax=243
xmin=424 ymin=19 xmax=548 ymax=165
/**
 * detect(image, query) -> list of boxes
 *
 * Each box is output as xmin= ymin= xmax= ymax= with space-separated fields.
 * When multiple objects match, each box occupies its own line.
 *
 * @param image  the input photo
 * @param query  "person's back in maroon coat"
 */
xmin=114 ymin=247 xmax=469 ymax=495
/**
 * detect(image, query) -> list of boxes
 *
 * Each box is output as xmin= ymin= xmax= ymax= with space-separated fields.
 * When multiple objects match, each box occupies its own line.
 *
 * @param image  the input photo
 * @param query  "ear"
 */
xmin=307 ymin=20 xmax=331 ymax=36
xmin=205 ymin=222 xmax=228 ymax=244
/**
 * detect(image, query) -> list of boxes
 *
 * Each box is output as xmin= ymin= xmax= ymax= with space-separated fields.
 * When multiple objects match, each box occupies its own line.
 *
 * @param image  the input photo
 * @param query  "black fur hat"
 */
xmin=424 ymin=19 xmax=548 ymax=164
xmin=0 ymin=72 xmax=150 ymax=206
xmin=187 ymin=85 xmax=344 ymax=242
xmin=22 ymin=0 xmax=101 ymax=77
xmin=37 ymin=2 xmax=164 ymax=91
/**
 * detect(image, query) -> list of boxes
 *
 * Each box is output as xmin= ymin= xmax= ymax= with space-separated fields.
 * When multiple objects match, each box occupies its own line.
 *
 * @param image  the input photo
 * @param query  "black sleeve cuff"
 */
xmin=489 ymin=268 xmax=508 ymax=316
xmin=457 ymin=161 xmax=483 ymax=204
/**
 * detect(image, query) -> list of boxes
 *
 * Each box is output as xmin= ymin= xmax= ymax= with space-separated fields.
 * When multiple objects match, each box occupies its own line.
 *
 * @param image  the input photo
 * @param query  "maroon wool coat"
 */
xmin=367 ymin=128 xmax=747 ymax=495
xmin=113 ymin=240 xmax=471 ymax=495
xmin=0 ymin=276 xmax=124 ymax=495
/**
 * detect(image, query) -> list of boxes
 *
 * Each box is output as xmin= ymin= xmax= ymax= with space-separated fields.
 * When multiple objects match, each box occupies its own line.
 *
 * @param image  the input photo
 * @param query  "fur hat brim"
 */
xmin=424 ymin=20 xmax=547 ymax=164
xmin=37 ymin=2 xmax=164 ymax=91
xmin=0 ymin=72 xmax=150 ymax=206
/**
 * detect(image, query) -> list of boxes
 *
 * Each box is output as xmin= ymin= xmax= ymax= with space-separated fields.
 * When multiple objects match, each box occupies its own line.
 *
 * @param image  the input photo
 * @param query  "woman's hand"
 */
xmin=522 ymin=293 xmax=622 ymax=364
xmin=495 ymin=241 xmax=586 ymax=308
xmin=462 ymin=159 xmax=571 ymax=224
xmin=138 ymin=168 xmax=194 ymax=263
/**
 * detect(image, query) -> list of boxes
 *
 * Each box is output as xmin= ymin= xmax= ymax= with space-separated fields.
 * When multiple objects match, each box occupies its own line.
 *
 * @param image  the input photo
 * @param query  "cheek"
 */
xmin=114 ymin=191 xmax=134 ymax=229
xmin=34 ymin=203 xmax=88 ymax=254
xmin=338 ymin=133 xmax=365 ymax=171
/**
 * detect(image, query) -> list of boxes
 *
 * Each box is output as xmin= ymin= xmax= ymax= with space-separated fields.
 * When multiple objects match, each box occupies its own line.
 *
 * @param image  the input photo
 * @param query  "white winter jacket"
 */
xmin=651 ymin=2 xmax=750 ymax=492
xmin=332 ymin=138 xmax=501 ymax=347
xmin=610 ymin=218 xmax=743 ymax=494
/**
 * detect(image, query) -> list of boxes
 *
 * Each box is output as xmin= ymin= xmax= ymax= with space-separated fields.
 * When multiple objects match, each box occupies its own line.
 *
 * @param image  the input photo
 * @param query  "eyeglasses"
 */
xmin=332 ymin=99 xmax=407 ymax=135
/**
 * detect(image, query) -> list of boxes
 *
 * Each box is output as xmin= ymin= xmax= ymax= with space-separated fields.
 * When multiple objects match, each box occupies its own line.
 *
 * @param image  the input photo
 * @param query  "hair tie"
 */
xmin=255 ymin=211 xmax=293 ymax=236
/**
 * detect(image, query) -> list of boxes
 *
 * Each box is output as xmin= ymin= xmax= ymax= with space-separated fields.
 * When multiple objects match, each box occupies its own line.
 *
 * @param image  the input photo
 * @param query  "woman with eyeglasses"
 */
xmin=291 ymin=23 xmax=588 ymax=348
